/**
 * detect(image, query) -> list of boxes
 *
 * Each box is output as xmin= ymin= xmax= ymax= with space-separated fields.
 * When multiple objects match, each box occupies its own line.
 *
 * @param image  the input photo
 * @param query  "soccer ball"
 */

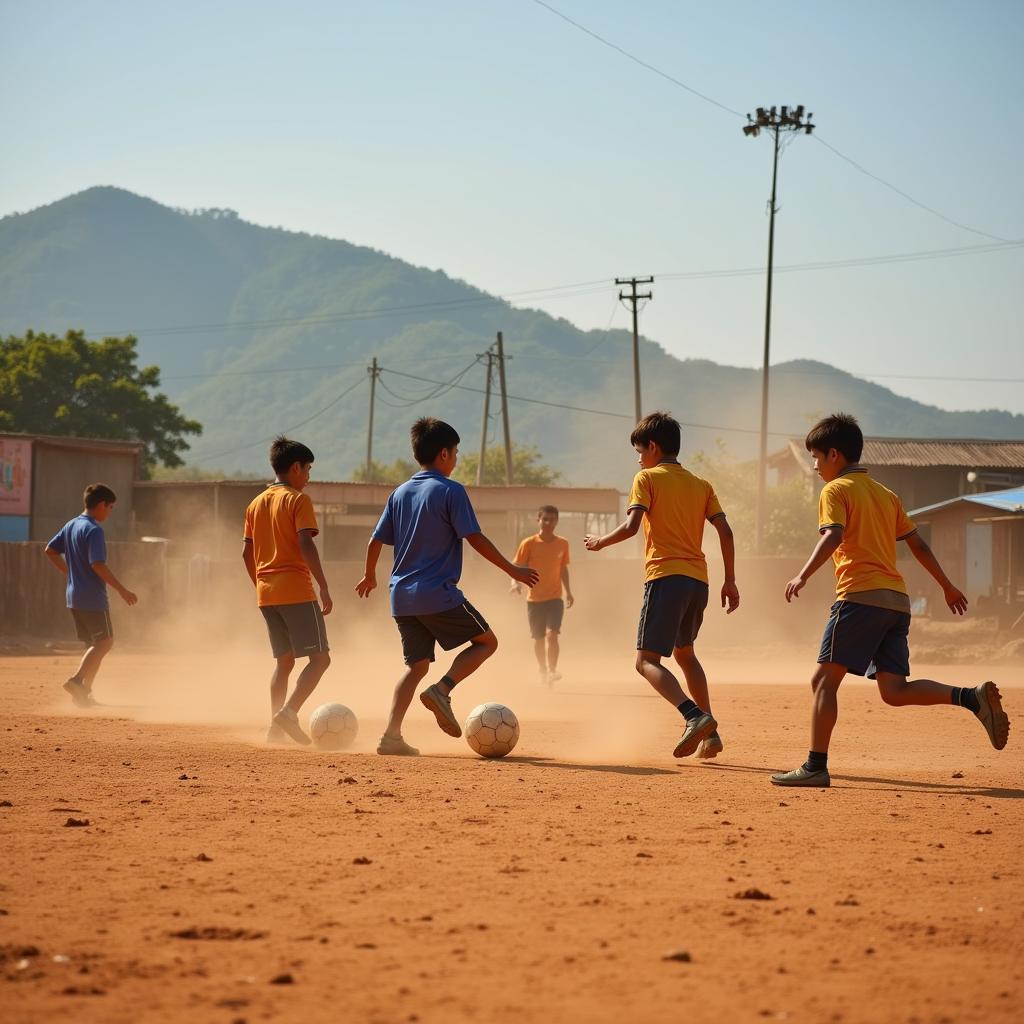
xmin=465 ymin=703 xmax=520 ymax=759
xmin=308 ymin=702 xmax=358 ymax=751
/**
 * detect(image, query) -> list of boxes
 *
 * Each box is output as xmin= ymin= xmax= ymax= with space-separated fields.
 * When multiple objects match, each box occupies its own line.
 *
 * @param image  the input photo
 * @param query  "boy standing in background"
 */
xmin=512 ymin=504 xmax=574 ymax=686
xmin=585 ymin=412 xmax=739 ymax=759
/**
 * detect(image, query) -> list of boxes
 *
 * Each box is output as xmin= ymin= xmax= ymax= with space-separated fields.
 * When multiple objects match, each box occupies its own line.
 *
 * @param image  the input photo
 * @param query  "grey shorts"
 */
xmin=637 ymin=576 xmax=709 ymax=656
xmin=260 ymin=601 xmax=329 ymax=659
xmin=71 ymin=608 xmax=113 ymax=645
xmin=527 ymin=599 xmax=564 ymax=639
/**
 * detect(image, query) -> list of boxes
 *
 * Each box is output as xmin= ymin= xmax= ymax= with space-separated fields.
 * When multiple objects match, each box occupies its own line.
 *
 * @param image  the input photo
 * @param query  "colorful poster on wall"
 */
xmin=0 ymin=439 xmax=32 ymax=516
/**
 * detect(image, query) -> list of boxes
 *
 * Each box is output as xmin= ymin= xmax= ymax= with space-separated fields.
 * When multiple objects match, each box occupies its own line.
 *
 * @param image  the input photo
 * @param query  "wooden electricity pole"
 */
xmin=615 ymin=276 xmax=653 ymax=423
xmin=495 ymin=332 xmax=513 ymax=485
xmin=476 ymin=350 xmax=493 ymax=486
xmin=365 ymin=356 xmax=380 ymax=477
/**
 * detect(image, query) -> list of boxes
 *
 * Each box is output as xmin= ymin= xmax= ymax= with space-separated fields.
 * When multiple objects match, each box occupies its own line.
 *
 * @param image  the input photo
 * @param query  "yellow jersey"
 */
xmin=627 ymin=462 xmax=724 ymax=583
xmin=243 ymin=483 xmax=319 ymax=607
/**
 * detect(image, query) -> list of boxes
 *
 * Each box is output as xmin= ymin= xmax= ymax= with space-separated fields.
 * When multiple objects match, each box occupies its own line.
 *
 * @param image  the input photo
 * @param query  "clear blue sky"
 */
xmin=2 ymin=0 xmax=1022 ymax=413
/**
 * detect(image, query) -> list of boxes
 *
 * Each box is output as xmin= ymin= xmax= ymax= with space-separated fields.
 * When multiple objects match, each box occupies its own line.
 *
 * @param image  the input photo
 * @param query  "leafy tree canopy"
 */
xmin=351 ymin=457 xmax=418 ymax=484
xmin=0 ymin=329 xmax=201 ymax=473
xmin=453 ymin=444 xmax=561 ymax=487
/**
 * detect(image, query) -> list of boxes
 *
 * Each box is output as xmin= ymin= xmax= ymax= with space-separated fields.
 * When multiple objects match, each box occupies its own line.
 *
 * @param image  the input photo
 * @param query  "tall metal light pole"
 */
xmin=743 ymin=105 xmax=814 ymax=554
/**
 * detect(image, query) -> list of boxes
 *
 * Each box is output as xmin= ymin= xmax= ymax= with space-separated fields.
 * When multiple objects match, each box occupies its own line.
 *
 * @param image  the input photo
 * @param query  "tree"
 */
xmin=0 ymin=330 xmax=201 ymax=473
xmin=453 ymin=444 xmax=561 ymax=487
xmin=351 ymin=457 xmax=418 ymax=484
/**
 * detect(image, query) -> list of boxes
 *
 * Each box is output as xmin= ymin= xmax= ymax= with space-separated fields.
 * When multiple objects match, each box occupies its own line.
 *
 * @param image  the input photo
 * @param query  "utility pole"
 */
xmin=365 ymin=356 xmax=380 ymax=478
xmin=495 ymin=331 xmax=513 ymax=485
xmin=615 ymin=276 xmax=653 ymax=423
xmin=476 ymin=349 xmax=493 ymax=486
xmin=743 ymin=105 xmax=814 ymax=554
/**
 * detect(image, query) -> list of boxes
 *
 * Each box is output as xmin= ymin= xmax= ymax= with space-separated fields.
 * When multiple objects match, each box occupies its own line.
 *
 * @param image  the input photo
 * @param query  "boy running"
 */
xmin=243 ymin=436 xmax=332 ymax=746
xmin=45 ymin=483 xmax=138 ymax=708
xmin=585 ymin=412 xmax=739 ymax=759
xmin=356 ymin=417 xmax=538 ymax=756
xmin=512 ymin=505 xmax=574 ymax=686
xmin=773 ymin=413 xmax=1011 ymax=788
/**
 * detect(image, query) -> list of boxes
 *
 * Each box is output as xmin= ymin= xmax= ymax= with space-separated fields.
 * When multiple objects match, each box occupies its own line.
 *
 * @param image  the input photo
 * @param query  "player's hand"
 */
xmin=565 ymin=593 xmax=575 ymax=609
xmin=320 ymin=588 xmax=334 ymax=616
xmin=512 ymin=564 xmax=540 ymax=588
xmin=355 ymin=574 xmax=376 ymax=599
xmin=785 ymin=576 xmax=805 ymax=603
xmin=119 ymin=587 xmax=138 ymax=606
xmin=721 ymin=581 xmax=739 ymax=614
xmin=943 ymin=585 xmax=968 ymax=616
xmin=583 ymin=534 xmax=602 ymax=551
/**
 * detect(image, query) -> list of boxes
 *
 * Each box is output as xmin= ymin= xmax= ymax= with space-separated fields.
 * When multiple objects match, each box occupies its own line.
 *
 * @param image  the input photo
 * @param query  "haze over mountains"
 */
xmin=2 ymin=187 xmax=1022 ymax=485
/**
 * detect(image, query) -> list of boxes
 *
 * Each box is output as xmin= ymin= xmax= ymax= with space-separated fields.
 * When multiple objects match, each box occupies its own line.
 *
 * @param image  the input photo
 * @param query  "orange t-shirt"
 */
xmin=243 ymin=484 xmax=319 ymax=607
xmin=514 ymin=534 xmax=570 ymax=602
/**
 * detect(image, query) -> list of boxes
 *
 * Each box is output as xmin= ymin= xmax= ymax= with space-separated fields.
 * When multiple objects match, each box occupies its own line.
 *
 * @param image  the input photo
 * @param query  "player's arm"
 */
xmin=356 ymin=538 xmax=384 ymax=598
xmin=466 ymin=532 xmax=539 ymax=587
xmin=711 ymin=515 xmax=739 ymax=613
xmin=298 ymin=529 xmax=332 ymax=615
xmin=242 ymin=537 xmax=257 ymax=585
xmin=44 ymin=545 xmax=67 ymax=576
xmin=91 ymin=562 xmax=138 ymax=606
xmin=903 ymin=532 xmax=968 ymax=615
xmin=785 ymin=526 xmax=843 ymax=603
xmin=584 ymin=507 xmax=644 ymax=552
xmin=561 ymin=564 xmax=574 ymax=608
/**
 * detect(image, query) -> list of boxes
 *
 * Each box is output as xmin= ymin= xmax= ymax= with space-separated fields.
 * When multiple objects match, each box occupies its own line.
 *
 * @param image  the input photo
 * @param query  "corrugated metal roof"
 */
xmin=773 ymin=436 xmax=1024 ymax=470
xmin=911 ymin=486 xmax=1024 ymax=517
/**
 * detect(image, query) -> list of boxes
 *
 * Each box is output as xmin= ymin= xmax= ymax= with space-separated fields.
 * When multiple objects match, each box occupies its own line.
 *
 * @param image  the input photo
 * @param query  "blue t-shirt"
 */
xmin=46 ymin=514 xmax=109 ymax=612
xmin=372 ymin=470 xmax=481 ymax=616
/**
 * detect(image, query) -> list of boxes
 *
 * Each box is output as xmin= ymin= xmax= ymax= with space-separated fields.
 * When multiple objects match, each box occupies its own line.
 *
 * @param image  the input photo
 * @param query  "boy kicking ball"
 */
xmin=356 ymin=417 xmax=538 ymax=756
xmin=772 ymin=413 xmax=1010 ymax=788
xmin=585 ymin=412 xmax=739 ymax=759
xmin=45 ymin=483 xmax=138 ymax=708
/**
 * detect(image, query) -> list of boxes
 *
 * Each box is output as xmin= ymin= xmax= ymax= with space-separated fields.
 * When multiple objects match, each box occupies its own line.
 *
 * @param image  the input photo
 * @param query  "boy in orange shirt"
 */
xmin=512 ymin=505 xmax=574 ymax=686
xmin=243 ymin=436 xmax=333 ymax=746
xmin=773 ymin=413 xmax=1010 ymax=787
xmin=585 ymin=412 xmax=739 ymax=759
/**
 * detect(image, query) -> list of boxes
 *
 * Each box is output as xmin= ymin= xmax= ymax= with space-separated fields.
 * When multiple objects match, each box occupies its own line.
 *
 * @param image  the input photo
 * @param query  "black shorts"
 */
xmin=527 ymin=599 xmax=564 ymax=640
xmin=394 ymin=601 xmax=490 ymax=665
xmin=260 ymin=601 xmax=329 ymax=659
xmin=818 ymin=600 xmax=911 ymax=678
xmin=71 ymin=608 xmax=113 ymax=645
xmin=637 ymin=576 xmax=708 ymax=656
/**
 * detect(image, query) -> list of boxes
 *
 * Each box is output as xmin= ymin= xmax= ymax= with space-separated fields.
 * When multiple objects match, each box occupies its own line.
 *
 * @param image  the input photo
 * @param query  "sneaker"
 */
xmin=265 ymin=723 xmax=288 ymax=745
xmin=63 ymin=678 xmax=90 ymax=709
xmin=673 ymin=712 xmax=717 ymax=758
xmin=272 ymin=707 xmax=311 ymax=746
xmin=538 ymin=670 xmax=550 ymax=687
xmin=696 ymin=731 xmax=724 ymax=760
xmin=420 ymin=684 xmax=462 ymax=738
xmin=547 ymin=670 xmax=562 ymax=685
xmin=974 ymin=681 xmax=1010 ymax=750
xmin=770 ymin=765 xmax=831 ymax=788
xmin=376 ymin=734 xmax=420 ymax=756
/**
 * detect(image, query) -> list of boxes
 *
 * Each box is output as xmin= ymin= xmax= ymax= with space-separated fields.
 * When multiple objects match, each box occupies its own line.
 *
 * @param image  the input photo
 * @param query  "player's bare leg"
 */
xmin=636 ymin=649 xmax=716 ymax=757
xmin=546 ymin=629 xmax=561 ymax=683
xmin=421 ymin=631 xmax=498 ymax=738
xmin=772 ymin=661 xmax=846 ymax=787
xmin=264 ymin=653 xmax=295 ymax=743
xmin=875 ymin=672 xmax=959 ymax=707
xmin=674 ymin=644 xmax=720 ymax=757
xmin=533 ymin=637 xmax=548 ymax=684
xmin=273 ymin=652 xmax=330 ymax=745
xmin=385 ymin=658 xmax=429 ymax=739
xmin=64 ymin=636 xmax=113 ymax=707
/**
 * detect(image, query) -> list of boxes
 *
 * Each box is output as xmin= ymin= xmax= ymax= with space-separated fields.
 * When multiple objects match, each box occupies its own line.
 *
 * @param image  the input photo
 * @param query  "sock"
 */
xmin=951 ymin=686 xmax=980 ymax=714
xmin=804 ymin=750 xmax=828 ymax=773
xmin=676 ymin=699 xmax=703 ymax=722
xmin=440 ymin=674 xmax=457 ymax=692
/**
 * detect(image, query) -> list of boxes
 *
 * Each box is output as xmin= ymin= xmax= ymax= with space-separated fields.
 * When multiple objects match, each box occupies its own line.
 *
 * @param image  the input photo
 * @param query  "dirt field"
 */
xmin=2 ymin=650 xmax=1021 ymax=1023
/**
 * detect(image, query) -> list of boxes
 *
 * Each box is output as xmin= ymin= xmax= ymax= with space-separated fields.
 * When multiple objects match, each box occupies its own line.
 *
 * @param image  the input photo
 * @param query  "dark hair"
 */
xmin=537 ymin=505 xmax=559 ymax=517
xmin=411 ymin=417 xmax=460 ymax=465
xmin=805 ymin=412 xmax=863 ymax=463
xmin=84 ymin=483 xmax=117 ymax=509
xmin=630 ymin=411 xmax=681 ymax=457
xmin=270 ymin=435 xmax=314 ymax=475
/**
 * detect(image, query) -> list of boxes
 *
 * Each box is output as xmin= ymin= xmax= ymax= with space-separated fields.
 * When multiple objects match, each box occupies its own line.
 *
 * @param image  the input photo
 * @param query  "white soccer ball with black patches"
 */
xmin=308 ymin=702 xmax=358 ymax=751
xmin=465 ymin=702 xmax=520 ymax=758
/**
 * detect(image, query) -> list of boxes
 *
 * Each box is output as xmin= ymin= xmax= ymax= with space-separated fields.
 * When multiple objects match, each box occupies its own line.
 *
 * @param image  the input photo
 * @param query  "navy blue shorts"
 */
xmin=637 ymin=576 xmax=709 ymax=656
xmin=818 ymin=600 xmax=911 ymax=678
xmin=395 ymin=600 xmax=490 ymax=665
xmin=527 ymin=599 xmax=564 ymax=639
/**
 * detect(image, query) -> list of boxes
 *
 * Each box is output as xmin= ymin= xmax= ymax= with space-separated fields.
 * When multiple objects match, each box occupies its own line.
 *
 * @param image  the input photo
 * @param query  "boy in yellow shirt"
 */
xmin=243 ymin=436 xmax=333 ymax=746
xmin=773 ymin=413 xmax=1010 ymax=787
xmin=512 ymin=505 xmax=574 ymax=686
xmin=585 ymin=412 xmax=739 ymax=758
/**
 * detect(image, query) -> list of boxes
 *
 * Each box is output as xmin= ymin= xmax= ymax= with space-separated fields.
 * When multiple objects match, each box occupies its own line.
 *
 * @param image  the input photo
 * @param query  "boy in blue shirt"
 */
xmin=44 ymin=483 xmax=138 ymax=708
xmin=356 ymin=418 xmax=538 ymax=755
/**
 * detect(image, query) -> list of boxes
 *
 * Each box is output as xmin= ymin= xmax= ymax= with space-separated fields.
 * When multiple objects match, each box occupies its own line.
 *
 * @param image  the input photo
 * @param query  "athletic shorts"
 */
xmin=818 ymin=600 xmax=911 ymax=678
xmin=394 ymin=600 xmax=490 ymax=665
xmin=70 ymin=608 xmax=113 ymax=645
xmin=637 ymin=575 xmax=709 ymax=656
xmin=260 ymin=601 xmax=329 ymax=659
xmin=527 ymin=598 xmax=564 ymax=640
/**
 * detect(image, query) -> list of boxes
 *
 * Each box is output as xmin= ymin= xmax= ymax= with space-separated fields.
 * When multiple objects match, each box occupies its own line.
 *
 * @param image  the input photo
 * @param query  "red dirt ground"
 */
xmin=2 ymin=652 xmax=1021 ymax=1023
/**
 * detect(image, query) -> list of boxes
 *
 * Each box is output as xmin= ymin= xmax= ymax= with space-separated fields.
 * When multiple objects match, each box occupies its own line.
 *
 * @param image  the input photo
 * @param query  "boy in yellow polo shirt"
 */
xmin=512 ymin=505 xmax=574 ymax=686
xmin=243 ymin=436 xmax=333 ymax=746
xmin=585 ymin=411 xmax=739 ymax=759
xmin=773 ymin=413 xmax=1010 ymax=788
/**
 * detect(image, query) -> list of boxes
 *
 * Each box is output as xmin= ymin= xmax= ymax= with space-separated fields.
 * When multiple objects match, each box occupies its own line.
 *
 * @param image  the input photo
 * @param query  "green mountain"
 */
xmin=3 ymin=186 xmax=1023 ymax=485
